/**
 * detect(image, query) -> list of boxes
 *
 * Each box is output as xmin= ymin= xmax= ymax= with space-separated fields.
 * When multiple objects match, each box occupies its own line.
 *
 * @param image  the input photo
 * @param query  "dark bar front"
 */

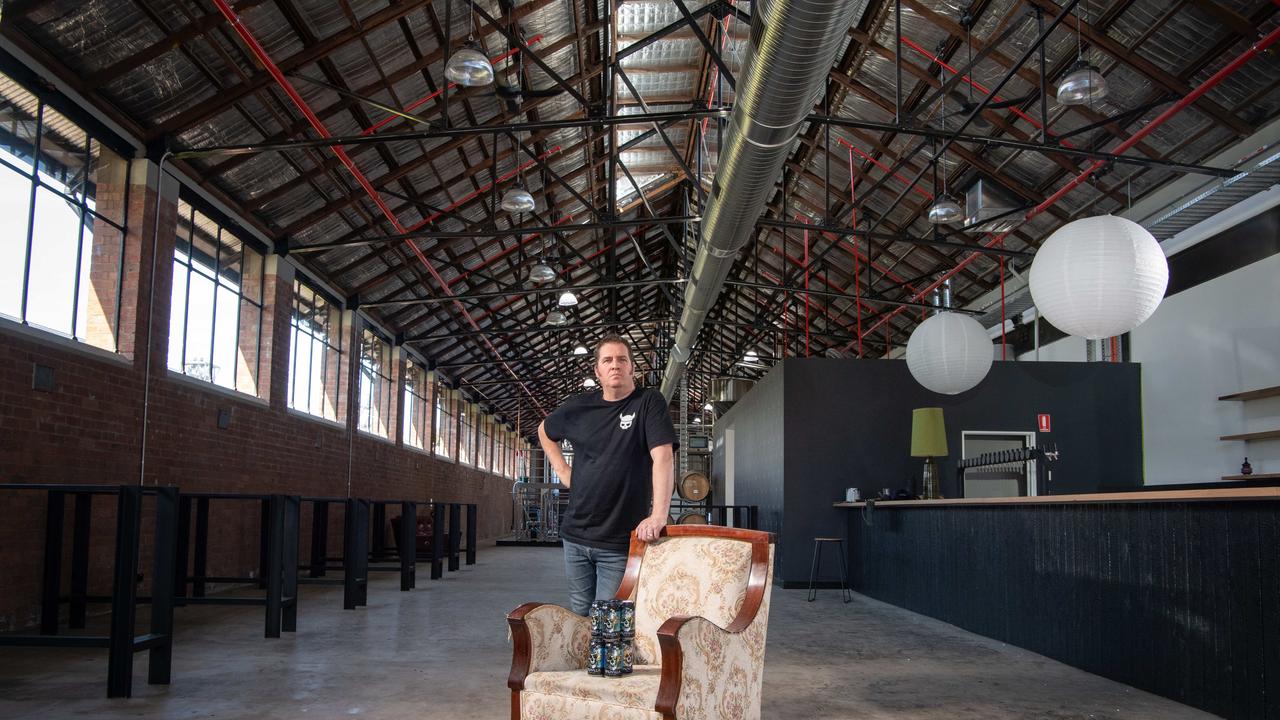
xmin=843 ymin=496 xmax=1280 ymax=719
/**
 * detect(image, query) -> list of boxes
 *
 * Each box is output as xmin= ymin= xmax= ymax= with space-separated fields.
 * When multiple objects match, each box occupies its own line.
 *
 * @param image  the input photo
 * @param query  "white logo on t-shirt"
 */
xmin=619 ymin=412 xmax=636 ymax=430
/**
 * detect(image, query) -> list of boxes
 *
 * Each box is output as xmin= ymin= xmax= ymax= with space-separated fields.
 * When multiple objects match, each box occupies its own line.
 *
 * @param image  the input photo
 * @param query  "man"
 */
xmin=538 ymin=334 xmax=676 ymax=615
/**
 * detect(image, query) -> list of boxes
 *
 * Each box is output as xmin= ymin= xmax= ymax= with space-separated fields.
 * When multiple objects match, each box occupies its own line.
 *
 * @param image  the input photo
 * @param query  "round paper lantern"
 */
xmin=1029 ymin=215 xmax=1168 ymax=339
xmin=906 ymin=312 xmax=993 ymax=395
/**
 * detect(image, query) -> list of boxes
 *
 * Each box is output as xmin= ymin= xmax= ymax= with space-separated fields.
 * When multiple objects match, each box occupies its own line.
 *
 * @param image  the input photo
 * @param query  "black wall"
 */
xmin=711 ymin=366 xmax=785 ymax=560
xmin=848 ymin=501 xmax=1280 ymax=719
xmin=715 ymin=358 xmax=1144 ymax=584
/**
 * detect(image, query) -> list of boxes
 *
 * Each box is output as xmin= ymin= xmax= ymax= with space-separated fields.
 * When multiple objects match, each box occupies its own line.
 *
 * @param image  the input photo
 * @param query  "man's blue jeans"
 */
xmin=563 ymin=539 xmax=629 ymax=616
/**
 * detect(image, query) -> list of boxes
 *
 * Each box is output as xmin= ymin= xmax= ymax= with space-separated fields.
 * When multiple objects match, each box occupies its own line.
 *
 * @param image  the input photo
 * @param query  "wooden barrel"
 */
xmin=677 ymin=471 xmax=710 ymax=501
xmin=677 ymin=511 xmax=708 ymax=525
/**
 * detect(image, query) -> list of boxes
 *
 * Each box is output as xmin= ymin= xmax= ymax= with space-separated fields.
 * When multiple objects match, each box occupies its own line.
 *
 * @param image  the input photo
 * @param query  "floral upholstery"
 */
xmin=628 ymin=536 xmax=756 ymax=665
xmin=509 ymin=529 xmax=774 ymax=720
xmin=523 ymin=664 xmax=663 ymax=718
xmin=521 ymin=604 xmax=592 ymax=673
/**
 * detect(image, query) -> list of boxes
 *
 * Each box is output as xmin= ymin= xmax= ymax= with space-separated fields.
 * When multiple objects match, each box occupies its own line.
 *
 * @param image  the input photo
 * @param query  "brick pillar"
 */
xmin=84 ymin=153 xmax=128 ymax=353
xmin=258 ymin=255 xmax=294 ymax=408
xmin=334 ymin=310 xmax=357 ymax=428
xmin=138 ymin=160 xmax=181 ymax=376
xmin=390 ymin=345 xmax=405 ymax=446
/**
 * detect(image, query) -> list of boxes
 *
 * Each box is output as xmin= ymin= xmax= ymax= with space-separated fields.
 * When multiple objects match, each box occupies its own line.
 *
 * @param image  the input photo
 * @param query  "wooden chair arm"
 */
xmin=506 ymin=602 xmax=585 ymax=690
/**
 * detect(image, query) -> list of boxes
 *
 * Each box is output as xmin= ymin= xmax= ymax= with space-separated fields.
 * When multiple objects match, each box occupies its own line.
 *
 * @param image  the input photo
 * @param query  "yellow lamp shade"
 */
xmin=911 ymin=407 xmax=948 ymax=457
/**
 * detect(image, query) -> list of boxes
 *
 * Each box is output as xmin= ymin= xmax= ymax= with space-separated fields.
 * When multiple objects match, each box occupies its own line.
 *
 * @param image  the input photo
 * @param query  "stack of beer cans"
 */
xmin=587 ymin=599 xmax=635 ymax=677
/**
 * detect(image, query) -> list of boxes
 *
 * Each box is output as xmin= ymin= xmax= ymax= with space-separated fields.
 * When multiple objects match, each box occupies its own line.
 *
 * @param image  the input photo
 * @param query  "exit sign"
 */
xmin=1037 ymin=414 xmax=1051 ymax=433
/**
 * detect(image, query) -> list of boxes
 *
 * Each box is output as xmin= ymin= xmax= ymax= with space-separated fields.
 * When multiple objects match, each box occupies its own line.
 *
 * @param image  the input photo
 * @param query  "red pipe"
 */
xmin=450 ymin=214 xmax=575 ymax=288
xmin=407 ymin=149 xmax=558 ymax=233
xmin=838 ymin=137 xmax=934 ymax=200
xmin=212 ymin=0 xmax=548 ymax=413
xmin=848 ymin=146 xmax=863 ymax=357
xmin=900 ymin=36 xmax=1060 ymax=142
xmin=804 ymin=224 xmax=810 ymax=357
xmin=361 ymin=36 xmax=544 ymax=136
xmin=848 ymin=25 xmax=1280 ymax=352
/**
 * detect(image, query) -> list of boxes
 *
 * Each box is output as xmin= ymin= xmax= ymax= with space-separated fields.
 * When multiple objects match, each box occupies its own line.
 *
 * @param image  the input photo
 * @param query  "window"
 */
xmin=495 ymin=427 xmax=506 ymax=477
xmin=433 ymin=382 xmax=456 ymax=460
xmin=477 ymin=415 xmax=492 ymax=471
xmin=0 ymin=76 xmax=129 ymax=351
xmin=458 ymin=402 xmax=475 ymax=466
xmin=167 ymin=199 xmax=265 ymax=394
xmin=288 ymin=280 xmax=345 ymax=421
xmin=403 ymin=361 xmax=432 ymax=450
xmin=357 ymin=329 xmax=393 ymax=438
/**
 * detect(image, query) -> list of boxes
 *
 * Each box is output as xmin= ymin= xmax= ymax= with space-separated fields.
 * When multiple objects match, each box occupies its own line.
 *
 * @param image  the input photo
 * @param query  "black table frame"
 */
xmin=175 ymin=493 xmax=299 ymax=638
xmin=0 ymin=483 xmax=177 ymax=698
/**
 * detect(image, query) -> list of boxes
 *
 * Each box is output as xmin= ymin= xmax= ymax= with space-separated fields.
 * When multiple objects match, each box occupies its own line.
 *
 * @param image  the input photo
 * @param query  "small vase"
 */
xmin=1241 ymin=457 xmax=1253 ymax=476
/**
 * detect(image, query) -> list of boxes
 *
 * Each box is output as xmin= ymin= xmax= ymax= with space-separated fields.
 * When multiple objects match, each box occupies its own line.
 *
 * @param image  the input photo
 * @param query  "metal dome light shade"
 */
xmin=545 ymin=309 xmax=569 ymax=326
xmin=528 ymin=262 xmax=556 ymax=283
xmin=1057 ymin=60 xmax=1108 ymax=105
xmin=557 ymin=291 xmax=579 ymax=307
xmin=573 ymin=345 xmax=588 ymax=355
xmin=500 ymin=185 xmax=536 ymax=213
xmin=445 ymin=42 xmax=494 ymax=87
xmin=927 ymin=195 xmax=964 ymax=224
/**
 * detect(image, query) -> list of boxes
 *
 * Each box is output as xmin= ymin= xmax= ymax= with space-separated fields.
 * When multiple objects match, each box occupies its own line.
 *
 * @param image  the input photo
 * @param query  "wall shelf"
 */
xmin=1218 ymin=385 xmax=1280 ymax=401
xmin=1219 ymin=429 xmax=1280 ymax=442
xmin=1221 ymin=473 xmax=1280 ymax=481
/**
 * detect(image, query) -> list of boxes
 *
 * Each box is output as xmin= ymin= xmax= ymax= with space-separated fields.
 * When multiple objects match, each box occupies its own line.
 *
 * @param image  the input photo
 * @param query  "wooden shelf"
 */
xmin=1222 ymin=473 xmax=1280 ymax=481
xmin=1220 ymin=429 xmax=1280 ymax=442
xmin=1218 ymin=385 xmax=1280 ymax=401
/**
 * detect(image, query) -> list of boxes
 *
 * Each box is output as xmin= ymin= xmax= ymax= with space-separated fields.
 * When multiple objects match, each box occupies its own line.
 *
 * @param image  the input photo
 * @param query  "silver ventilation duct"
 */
xmin=660 ymin=0 xmax=868 ymax=400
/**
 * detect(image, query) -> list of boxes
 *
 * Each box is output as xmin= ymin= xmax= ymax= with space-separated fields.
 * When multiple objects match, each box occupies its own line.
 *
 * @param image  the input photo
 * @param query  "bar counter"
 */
xmin=836 ymin=487 xmax=1279 ymax=718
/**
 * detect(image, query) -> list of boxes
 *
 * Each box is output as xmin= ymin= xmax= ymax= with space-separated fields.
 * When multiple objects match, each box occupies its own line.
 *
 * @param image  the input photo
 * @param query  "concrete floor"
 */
xmin=0 ymin=546 xmax=1216 ymax=720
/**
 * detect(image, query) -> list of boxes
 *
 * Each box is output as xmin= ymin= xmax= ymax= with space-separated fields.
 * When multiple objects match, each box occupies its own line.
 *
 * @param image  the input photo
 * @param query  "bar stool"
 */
xmin=807 ymin=537 xmax=851 ymax=603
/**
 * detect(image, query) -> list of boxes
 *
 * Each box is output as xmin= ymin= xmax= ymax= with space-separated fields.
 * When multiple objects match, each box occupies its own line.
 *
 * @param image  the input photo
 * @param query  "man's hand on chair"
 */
xmin=635 ymin=514 xmax=666 ymax=543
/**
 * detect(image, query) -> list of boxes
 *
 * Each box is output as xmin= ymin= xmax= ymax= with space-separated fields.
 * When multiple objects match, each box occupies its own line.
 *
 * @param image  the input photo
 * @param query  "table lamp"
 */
xmin=911 ymin=407 xmax=948 ymax=500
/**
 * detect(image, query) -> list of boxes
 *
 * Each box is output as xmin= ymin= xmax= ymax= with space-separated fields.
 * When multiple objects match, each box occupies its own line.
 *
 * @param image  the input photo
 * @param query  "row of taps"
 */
xmin=960 ymin=443 xmax=1061 ymax=469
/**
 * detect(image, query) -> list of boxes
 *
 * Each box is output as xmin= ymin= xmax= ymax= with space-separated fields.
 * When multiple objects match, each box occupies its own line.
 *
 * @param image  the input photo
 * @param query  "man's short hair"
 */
xmin=594 ymin=334 xmax=632 ymax=364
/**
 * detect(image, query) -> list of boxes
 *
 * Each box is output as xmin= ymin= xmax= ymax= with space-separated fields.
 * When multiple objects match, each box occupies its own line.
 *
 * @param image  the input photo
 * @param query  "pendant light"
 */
xmin=557 ymin=291 xmax=579 ymax=307
xmin=927 ymin=86 xmax=963 ymax=226
xmin=444 ymin=1 xmax=493 ymax=87
xmin=528 ymin=262 xmax=555 ymax=283
xmin=583 ymin=378 xmax=597 ymax=388
xmin=501 ymin=133 xmax=537 ymax=213
xmin=1057 ymin=1 xmax=1107 ymax=105
xmin=501 ymin=185 xmax=536 ymax=213
xmin=545 ymin=309 xmax=568 ymax=326
xmin=573 ymin=344 xmax=589 ymax=355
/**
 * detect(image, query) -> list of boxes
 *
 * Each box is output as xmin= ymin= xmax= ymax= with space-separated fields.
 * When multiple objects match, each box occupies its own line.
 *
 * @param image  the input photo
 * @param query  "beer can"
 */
xmin=587 ymin=636 xmax=605 ymax=676
xmin=603 ymin=600 xmax=621 ymax=639
xmin=588 ymin=600 xmax=605 ymax=637
xmin=604 ymin=641 xmax=624 ymax=677
xmin=621 ymin=639 xmax=634 ymax=674
xmin=619 ymin=600 xmax=635 ymax=638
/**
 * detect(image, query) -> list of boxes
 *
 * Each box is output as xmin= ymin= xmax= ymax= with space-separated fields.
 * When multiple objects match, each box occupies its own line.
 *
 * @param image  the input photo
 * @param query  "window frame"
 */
xmin=168 ymin=197 xmax=265 ymax=396
xmin=287 ymin=279 xmax=345 ymax=422
xmin=356 ymin=327 xmax=394 ymax=439
xmin=0 ymin=88 xmax=131 ymax=351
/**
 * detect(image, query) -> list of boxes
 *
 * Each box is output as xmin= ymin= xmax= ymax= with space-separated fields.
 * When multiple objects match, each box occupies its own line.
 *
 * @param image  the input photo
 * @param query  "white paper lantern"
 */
xmin=1029 ymin=215 xmax=1168 ymax=339
xmin=906 ymin=312 xmax=994 ymax=395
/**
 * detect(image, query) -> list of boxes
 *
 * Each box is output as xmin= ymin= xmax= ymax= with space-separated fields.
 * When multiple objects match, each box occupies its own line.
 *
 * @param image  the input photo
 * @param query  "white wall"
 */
xmin=1016 ymin=334 xmax=1086 ymax=362
xmin=1131 ymin=252 xmax=1280 ymax=483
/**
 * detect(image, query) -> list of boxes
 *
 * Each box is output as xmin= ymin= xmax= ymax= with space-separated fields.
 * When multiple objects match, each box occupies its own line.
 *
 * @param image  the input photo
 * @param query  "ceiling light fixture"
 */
xmin=583 ymin=378 xmax=597 ymax=388
xmin=558 ymin=291 xmax=579 ymax=307
xmin=1057 ymin=1 xmax=1107 ymax=106
xmin=528 ymin=262 xmax=556 ymax=284
xmin=704 ymin=403 xmax=713 ymax=411
xmin=545 ymin=309 xmax=568 ymax=326
xmin=928 ymin=195 xmax=964 ymax=224
xmin=500 ymin=185 xmax=536 ymax=213
xmin=573 ymin=345 xmax=588 ymax=355
xmin=445 ymin=41 xmax=494 ymax=87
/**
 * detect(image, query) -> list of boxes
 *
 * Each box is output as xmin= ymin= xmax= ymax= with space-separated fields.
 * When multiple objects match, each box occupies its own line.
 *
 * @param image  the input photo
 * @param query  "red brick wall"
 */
xmin=0 ymin=166 xmax=519 ymax=631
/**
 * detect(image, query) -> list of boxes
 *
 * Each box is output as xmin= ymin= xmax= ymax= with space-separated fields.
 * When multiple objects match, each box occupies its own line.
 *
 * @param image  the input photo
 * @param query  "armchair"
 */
xmin=507 ymin=526 xmax=776 ymax=720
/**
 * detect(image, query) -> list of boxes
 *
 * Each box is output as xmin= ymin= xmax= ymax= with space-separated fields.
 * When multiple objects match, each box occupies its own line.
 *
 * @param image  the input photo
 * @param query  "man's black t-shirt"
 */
xmin=542 ymin=387 xmax=677 ymax=551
